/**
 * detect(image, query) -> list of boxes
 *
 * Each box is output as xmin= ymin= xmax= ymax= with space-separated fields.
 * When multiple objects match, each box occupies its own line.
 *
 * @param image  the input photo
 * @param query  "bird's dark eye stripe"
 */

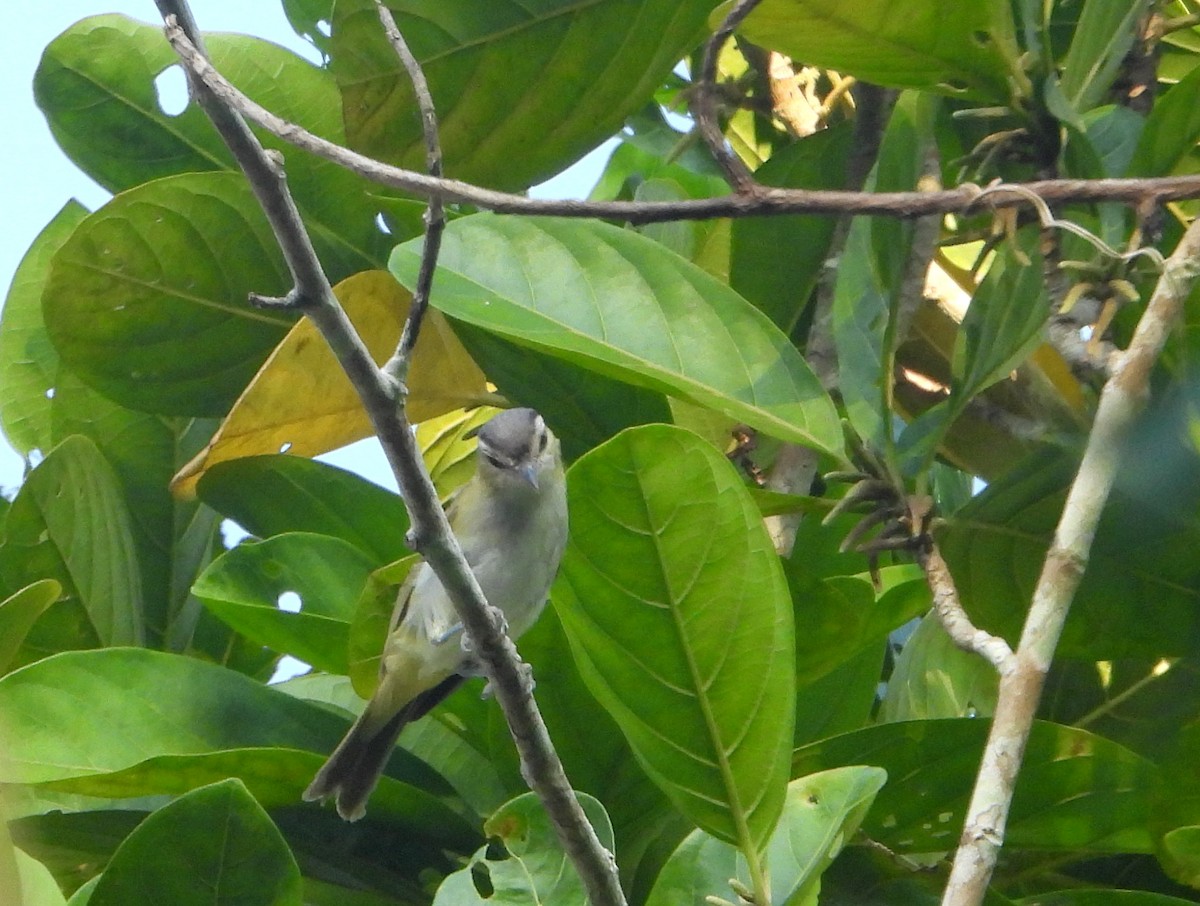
xmin=484 ymin=453 xmax=505 ymax=469
xmin=538 ymin=432 xmax=549 ymax=452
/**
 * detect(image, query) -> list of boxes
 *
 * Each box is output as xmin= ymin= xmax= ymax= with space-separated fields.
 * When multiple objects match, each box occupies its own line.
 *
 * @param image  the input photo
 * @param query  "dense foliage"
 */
xmin=3 ymin=1 xmax=1200 ymax=904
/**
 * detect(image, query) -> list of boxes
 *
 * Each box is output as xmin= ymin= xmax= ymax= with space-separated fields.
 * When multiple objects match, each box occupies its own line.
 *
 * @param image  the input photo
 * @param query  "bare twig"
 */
xmin=371 ymin=0 xmax=446 ymax=385
xmin=159 ymin=34 xmax=1200 ymax=224
xmin=158 ymin=6 xmax=625 ymax=905
xmin=692 ymin=0 xmax=762 ymax=190
xmin=940 ymin=215 xmax=1200 ymax=906
xmin=917 ymin=544 xmax=1014 ymax=673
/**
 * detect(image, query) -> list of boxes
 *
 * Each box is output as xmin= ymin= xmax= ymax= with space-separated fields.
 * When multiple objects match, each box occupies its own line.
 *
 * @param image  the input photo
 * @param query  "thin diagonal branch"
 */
xmin=940 ymin=214 xmax=1200 ymax=906
xmin=372 ymin=0 xmax=445 ymax=383
xmin=917 ymin=543 xmax=1014 ymax=673
xmin=159 ymin=32 xmax=1200 ymax=223
xmin=158 ymin=7 xmax=625 ymax=905
xmin=692 ymin=0 xmax=761 ymax=191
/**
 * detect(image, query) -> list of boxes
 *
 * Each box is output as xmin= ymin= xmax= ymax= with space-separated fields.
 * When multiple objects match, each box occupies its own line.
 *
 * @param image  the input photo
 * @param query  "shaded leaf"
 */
xmin=332 ymin=0 xmax=721 ymax=191
xmin=730 ymin=125 xmax=853 ymax=333
xmin=1131 ymin=62 xmax=1200 ymax=177
xmin=197 ymin=454 xmax=410 ymax=566
xmin=1058 ymin=0 xmax=1152 ymax=114
xmin=879 ymin=611 xmax=999 ymax=722
xmin=0 ymin=202 xmax=87 ymax=458
xmin=0 ymin=581 xmax=62 ymax=675
xmin=193 ymin=533 xmax=377 ymax=674
xmin=555 ymin=424 xmax=795 ymax=852
xmin=0 ymin=436 xmax=143 ymax=650
xmin=172 ymin=270 xmax=486 ymax=497
xmin=391 ymin=215 xmax=843 ymax=457
xmin=793 ymin=719 xmax=1157 ymax=852
xmin=89 ymin=779 xmax=302 ymax=906
xmin=347 ymin=557 xmax=417 ymax=698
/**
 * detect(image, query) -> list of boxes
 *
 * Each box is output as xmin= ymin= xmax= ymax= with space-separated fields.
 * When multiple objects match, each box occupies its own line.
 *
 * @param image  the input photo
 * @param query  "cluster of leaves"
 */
xmin=3 ymin=1 xmax=1200 ymax=904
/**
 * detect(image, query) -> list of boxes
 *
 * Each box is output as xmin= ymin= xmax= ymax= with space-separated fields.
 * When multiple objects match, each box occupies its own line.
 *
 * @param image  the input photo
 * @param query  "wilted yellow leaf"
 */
xmin=171 ymin=270 xmax=487 ymax=499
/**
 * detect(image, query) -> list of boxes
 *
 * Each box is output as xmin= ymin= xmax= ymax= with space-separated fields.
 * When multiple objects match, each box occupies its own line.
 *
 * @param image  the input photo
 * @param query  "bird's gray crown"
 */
xmin=477 ymin=408 xmax=542 ymax=461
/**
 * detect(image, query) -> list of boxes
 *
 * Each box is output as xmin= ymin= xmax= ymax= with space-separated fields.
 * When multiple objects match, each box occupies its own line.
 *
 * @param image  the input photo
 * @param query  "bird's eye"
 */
xmin=537 ymin=432 xmax=549 ymax=453
xmin=483 ymin=453 xmax=504 ymax=469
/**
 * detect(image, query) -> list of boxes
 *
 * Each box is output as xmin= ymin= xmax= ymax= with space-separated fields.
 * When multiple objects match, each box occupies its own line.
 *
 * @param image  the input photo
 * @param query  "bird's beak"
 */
xmin=518 ymin=463 xmax=539 ymax=489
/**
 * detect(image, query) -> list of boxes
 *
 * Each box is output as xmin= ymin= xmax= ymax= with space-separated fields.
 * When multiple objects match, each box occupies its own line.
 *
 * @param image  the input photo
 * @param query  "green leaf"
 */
xmin=0 ymin=436 xmax=144 ymax=650
xmin=347 ymin=556 xmax=416 ymax=697
xmin=391 ymin=215 xmax=843 ymax=457
xmin=794 ymin=643 xmax=885 ymax=748
xmin=194 ymin=533 xmax=377 ymax=673
xmin=433 ymin=792 xmax=614 ymax=906
xmin=951 ymin=231 xmax=1047 ymax=407
xmin=646 ymin=767 xmax=887 ymax=906
xmin=89 ymin=779 xmax=302 ymax=906
xmin=197 ymin=455 xmax=411 ymax=566
xmin=1058 ymin=0 xmax=1152 ymax=114
xmin=0 ymin=581 xmax=62 ymax=674
xmin=43 ymin=173 xmax=296 ymax=416
xmin=1015 ymin=893 xmax=1200 ymax=906
xmin=730 ymin=125 xmax=853 ymax=333
xmin=35 ymin=15 xmax=389 ymax=268
xmin=793 ymin=719 xmax=1157 ymax=852
xmin=332 ymin=0 xmax=721 ymax=191
xmin=939 ymin=444 xmax=1200 ymax=659
xmin=767 ymin=766 xmax=888 ymax=906
xmin=49 ymin=372 xmax=221 ymax=651
xmin=832 ymin=94 xmax=933 ymax=451
xmin=554 ymin=424 xmax=795 ymax=853
xmin=0 ymin=202 xmax=88 ymax=458
xmin=1131 ymin=62 xmax=1200 ymax=177
xmin=447 ymin=325 xmax=674 ymax=463
xmin=736 ymin=0 xmax=1019 ymax=102
xmin=0 ymin=648 xmax=448 ymax=798
xmin=282 ymin=0 xmax=335 ymax=54
xmin=878 ymin=612 xmax=999 ymax=722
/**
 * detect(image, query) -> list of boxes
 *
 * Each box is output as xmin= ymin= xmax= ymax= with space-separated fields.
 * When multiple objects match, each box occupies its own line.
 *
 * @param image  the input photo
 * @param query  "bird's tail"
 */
xmin=304 ymin=673 xmax=466 ymax=821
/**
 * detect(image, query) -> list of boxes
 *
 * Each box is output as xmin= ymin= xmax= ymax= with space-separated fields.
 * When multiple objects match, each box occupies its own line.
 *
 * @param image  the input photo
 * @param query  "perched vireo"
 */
xmin=304 ymin=407 xmax=568 ymax=821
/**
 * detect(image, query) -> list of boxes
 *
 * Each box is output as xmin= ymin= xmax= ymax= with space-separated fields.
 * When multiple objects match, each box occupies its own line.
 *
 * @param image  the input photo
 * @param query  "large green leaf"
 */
xmin=331 ymin=0 xmax=721 ymax=191
xmin=554 ymin=424 xmax=795 ymax=853
xmin=939 ymin=444 xmax=1200 ymax=659
xmin=0 ymin=436 xmax=144 ymax=651
xmin=35 ymin=15 xmax=389 ymax=269
xmin=42 ymin=173 xmax=296 ymax=416
xmin=736 ymin=0 xmax=1019 ymax=103
xmin=197 ymin=455 xmax=411 ymax=566
xmin=433 ymin=792 xmax=614 ymax=906
xmin=193 ymin=533 xmax=376 ymax=674
xmin=390 ymin=216 xmax=843 ymax=457
xmin=89 ymin=779 xmax=302 ymax=906
xmin=730 ymin=125 xmax=853 ymax=334
xmin=0 ymin=202 xmax=87 ymax=459
xmin=0 ymin=648 xmax=450 ymax=801
xmin=792 ymin=719 xmax=1157 ymax=853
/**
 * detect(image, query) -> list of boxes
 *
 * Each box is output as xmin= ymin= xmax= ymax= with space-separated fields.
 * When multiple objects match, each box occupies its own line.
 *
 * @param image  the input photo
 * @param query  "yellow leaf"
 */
xmin=171 ymin=271 xmax=486 ymax=499
xmin=416 ymin=406 xmax=499 ymax=503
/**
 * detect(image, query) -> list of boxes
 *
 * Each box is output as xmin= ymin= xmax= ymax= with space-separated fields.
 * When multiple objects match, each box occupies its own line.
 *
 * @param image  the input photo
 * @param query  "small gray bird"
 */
xmin=304 ymin=408 xmax=568 ymax=821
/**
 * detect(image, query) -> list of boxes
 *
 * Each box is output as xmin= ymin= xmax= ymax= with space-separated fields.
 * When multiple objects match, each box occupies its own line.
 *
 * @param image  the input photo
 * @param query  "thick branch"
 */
xmin=940 ymin=215 xmax=1200 ymax=906
xmin=159 ymin=7 xmax=624 ymax=905
xmin=162 ymin=32 xmax=1200 ymax=224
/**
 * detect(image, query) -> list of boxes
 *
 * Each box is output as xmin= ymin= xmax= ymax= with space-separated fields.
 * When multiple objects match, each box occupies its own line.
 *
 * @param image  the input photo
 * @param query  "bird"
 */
xmin=304 ymin=407 xmax=568 ymax=821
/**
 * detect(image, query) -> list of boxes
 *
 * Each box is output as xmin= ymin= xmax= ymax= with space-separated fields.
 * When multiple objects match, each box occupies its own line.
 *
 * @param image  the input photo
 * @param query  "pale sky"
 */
xmin=0 ymin=2 xmax=611 ymax=495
